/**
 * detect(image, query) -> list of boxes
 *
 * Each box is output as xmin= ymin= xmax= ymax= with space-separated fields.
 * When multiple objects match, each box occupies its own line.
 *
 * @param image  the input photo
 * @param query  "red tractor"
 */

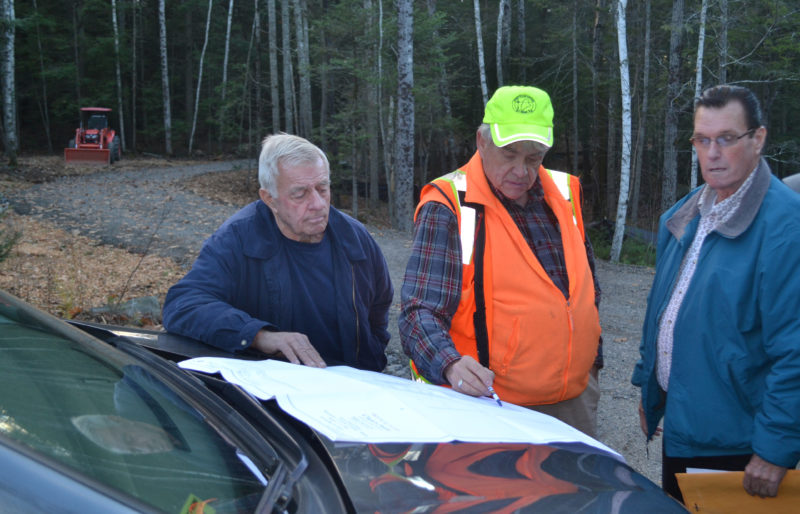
xmin=64 ymin=107 xmax=122 ymax=164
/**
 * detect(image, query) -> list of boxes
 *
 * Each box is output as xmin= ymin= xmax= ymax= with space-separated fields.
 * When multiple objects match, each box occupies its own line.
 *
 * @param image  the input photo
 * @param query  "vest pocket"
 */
xmin=497 ymin=317 xmax=520 ymax=375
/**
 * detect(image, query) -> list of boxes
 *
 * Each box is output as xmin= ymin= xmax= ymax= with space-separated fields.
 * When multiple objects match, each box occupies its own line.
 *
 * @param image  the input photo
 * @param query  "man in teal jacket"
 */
xmin=632 ymin=85 xmax=800 ymax=502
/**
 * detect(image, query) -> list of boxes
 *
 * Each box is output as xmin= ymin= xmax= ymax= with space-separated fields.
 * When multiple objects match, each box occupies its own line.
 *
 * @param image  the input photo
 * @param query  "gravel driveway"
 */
xmin=7 ymin=161 xmax=662 ymax=483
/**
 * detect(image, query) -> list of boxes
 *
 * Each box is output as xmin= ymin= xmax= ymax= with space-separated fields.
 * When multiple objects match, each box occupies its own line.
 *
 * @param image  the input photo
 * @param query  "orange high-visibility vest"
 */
xmin=414 ymin=152 xmax=600 ymax=406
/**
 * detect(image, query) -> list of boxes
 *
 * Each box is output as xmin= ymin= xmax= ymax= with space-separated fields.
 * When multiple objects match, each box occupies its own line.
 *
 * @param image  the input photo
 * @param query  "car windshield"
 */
xmin=0 ymin=301 xmax=267 ymax=513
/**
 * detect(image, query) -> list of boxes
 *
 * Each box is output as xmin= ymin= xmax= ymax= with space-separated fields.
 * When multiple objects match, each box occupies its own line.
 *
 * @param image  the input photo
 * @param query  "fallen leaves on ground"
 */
xmin=0 ymin=212 xmax=184 ymax=327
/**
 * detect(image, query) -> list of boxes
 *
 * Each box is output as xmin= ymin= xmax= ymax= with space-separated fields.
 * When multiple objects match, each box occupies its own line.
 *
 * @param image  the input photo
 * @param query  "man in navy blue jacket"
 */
xmin=163 ymin=134 xmax=393 ymax=371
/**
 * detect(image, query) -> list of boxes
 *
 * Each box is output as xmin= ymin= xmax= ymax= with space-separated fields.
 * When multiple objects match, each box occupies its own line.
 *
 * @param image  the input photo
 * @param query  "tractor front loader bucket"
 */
xmin=64 ymin=148 xmax=111 ymax=164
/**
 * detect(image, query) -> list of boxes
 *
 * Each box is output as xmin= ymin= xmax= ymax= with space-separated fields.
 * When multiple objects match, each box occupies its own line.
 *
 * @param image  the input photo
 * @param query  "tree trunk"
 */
xmin=111 ymin=0 xmax=126 ymax=153
xmin=239 ymin=9 xmax=258 ymax=148
xmin=571 ymin=0 xmax=579 ymax=173
xmin=71 ymin=2 xmax=83 ymax=105
xmin=131 ymin=0 xmax=139 ymax=152
xmin=394 ymin=0 xmax=414 ymax=231
xmin=516 ymin=0 xmax=526 ymax=83
xmin=689 ymin=0 xmax=708 ymax=190
xmin=427 ymin=0 xmax=457 ymax=172
xmin=495 ymin=0 xmax=510 ymax=87
xmin=32 ymin=0 xmax=53 ymax=154
xmin=183 ymin=3 xmax=194 ymax=135
xmin=661 ymin=0 xmax=684 ymax=212
xmin=366 ymin=0 xmax=379 ymax=205
xmin=189 ymin=0 xmax=213 ymax=155
xmin=220 ymin=0 xmax=235 ymax=147
xmin=606 ymin=56 xmax=618 ymax=219
xmin=473 ymin=0 xmax=488 ymax=104
xmin=611 ymin=0 xmax=631 ymax=263
xmin=377 ymin=0 xmax=394 ymax=219
xmin=719 ymin=0 xmax=728 ymax=83
xmin=293 ymin=0 xmax=312 ymax=138
xmin=267 ymin=0 xmax=279 ymax=132
xmin=253 ymin=0 xmax=263 ymax=149
xmin=630 ymin=0 xmax=650 ymax=223
xmin=589 ymin=0 xmax=605 ymax=216
xmin=158 ymin=0 xmax=173 ymax=155
xmin=281 ymin=0 xmax=294 ymax=134
xmin=1 ymin=0 xmax=16 ymax=165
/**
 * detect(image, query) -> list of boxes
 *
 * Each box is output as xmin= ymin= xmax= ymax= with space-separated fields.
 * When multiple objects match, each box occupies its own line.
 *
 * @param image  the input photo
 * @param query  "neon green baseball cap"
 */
xmin=482 ymin=86 xmax=554 ymax=148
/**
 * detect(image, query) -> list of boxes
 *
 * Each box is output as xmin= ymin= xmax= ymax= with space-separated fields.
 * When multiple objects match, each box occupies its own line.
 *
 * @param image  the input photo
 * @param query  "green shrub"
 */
xmin=588 ymin=224 xmax=656 ymax=267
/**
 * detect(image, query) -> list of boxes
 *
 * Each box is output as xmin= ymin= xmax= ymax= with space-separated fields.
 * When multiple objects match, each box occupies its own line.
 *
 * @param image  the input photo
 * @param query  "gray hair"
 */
xmin=258 ymin=134 xmax=330 ymax=197
xmin=478 ymin=123 xmax=549 ymax=154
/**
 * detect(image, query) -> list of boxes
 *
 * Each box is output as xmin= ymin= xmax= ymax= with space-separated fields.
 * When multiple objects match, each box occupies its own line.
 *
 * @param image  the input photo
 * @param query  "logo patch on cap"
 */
xmin=512 ymin=94 xmax=536 ymax=114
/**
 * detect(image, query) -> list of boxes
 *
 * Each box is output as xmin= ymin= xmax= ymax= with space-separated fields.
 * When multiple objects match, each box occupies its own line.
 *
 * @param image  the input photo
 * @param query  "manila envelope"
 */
xmin=676 ymin=469 xmax=800 ymax=513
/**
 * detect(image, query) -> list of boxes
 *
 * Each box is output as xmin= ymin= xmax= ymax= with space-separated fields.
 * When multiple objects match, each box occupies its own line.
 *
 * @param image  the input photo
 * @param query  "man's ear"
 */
xmin=259 ymin=188 xmax=275 ymax=211
xmin=476 ymin=128 xmax=488 ymax=155
xmin=754 ymin=126 xmax=767 ymax=154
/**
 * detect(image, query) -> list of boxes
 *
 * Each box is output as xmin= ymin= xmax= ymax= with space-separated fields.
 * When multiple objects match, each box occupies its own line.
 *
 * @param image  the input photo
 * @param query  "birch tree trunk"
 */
xmin=473 ymin=0 xmax=488 ymax=104
xmin=32 ymin=0 xmax=53 ymax=154
xmin=660 ymin=0 xmax=684 ymax=212
xmin=158 ymin=0 xmax=173 ymax=155
xmin=268 ymin=0 xmax=280 ymax=132
xmin=630 ymin=0 xmax=650 ymax=223
xmin=606 ymin=56 xmax=618 ymax=218
xmin=689 ymin=0 xmax=708 ymax=190
xmin=239 ymin=10 xmax=257 ymax=148
xmin=111 ymin=0 xmax=126 ymax=152
xmin=293 ymin=0 xmax=312 ymax=138
xmin=219 ymin=0 xmax=234 ymax=146
xmin=189 ymin=0 xmax=213 ymax=154
xmin=611 ymin=0 xmax=631 ymax=263
xmin=495 ymin=0 xmax=510 ymax=87
xmin=394 ymin=0 xmax=414 ymax=231
xmin=281 ymin=0 xmax=294 ymax=134
xmin=1 ymin=0 xmax=16 ymax=165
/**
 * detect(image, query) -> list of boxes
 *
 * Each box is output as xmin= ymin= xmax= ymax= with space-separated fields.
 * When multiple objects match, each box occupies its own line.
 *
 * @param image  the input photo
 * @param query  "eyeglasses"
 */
xmin=689 ymin=129 xmax=755 ymax=148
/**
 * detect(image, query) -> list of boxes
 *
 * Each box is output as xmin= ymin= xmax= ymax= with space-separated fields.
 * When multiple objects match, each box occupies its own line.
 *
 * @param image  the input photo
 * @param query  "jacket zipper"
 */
xmin=351 ymin=265 xmax=360 ymax=360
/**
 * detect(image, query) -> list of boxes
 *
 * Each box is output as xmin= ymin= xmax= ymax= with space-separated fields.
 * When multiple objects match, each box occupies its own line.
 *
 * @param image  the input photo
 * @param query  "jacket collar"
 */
xmin=244 ymin=201 xmax=367 ymax=262
xmin=666 ymin=157 xmax=771 ymax=241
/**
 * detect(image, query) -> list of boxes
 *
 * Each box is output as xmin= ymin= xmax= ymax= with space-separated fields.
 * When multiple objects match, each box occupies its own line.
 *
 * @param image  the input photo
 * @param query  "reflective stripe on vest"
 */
xmin=546 ymin=169 xmax=578 ymax=226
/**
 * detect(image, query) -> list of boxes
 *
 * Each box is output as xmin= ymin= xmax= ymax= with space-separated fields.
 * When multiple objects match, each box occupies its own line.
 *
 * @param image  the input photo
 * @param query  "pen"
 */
xmin=488 ymin=385 xmax=502 ymax=407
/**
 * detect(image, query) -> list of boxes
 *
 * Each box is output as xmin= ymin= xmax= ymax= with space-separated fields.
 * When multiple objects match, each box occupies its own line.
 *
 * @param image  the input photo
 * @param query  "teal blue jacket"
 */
xmin=632 ymin=159 xmax=800 ymax=468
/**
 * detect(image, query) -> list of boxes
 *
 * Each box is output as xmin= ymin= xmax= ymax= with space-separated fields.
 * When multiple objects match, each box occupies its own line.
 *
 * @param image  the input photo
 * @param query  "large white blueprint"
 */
xmin=179 ymin=357 xmax=621 ymax=460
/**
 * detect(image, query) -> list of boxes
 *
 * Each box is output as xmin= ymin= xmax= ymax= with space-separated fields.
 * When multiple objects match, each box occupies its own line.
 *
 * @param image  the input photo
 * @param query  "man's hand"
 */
xmin=638 ymin=400 xmax=662 ymax=438
xmin=743 ymin=454 xmax=788 ymax=497
xmin=252 ymin=330 xmax=326 ymax=368
xmin=444 ymin=355 xmax=495 ymax=398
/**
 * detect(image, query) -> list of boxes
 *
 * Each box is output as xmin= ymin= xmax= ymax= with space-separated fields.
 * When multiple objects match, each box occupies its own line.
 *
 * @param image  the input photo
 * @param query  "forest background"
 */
xmin=3 ymin=0 xmax=800 ymax=245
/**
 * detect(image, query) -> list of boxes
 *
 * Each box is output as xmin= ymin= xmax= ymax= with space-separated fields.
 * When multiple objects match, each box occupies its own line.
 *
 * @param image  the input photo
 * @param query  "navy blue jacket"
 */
xmin=163 ymin=201 xmax=393 ymax=371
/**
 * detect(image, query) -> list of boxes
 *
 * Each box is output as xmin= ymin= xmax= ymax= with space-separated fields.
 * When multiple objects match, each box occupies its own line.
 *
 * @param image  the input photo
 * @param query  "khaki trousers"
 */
xmin=525 ymin=373 xmax=600 ymax=438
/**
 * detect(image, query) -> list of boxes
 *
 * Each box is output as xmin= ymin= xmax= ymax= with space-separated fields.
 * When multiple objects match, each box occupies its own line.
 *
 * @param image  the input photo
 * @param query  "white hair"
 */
xmin=258 ymin=133 xmax=330 ymax=197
